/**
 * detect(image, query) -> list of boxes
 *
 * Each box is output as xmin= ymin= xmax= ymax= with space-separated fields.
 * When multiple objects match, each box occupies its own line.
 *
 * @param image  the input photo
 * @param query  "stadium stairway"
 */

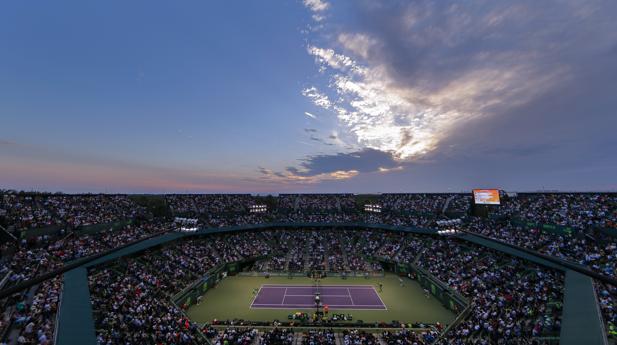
xmin=261 ymin=231 xmax=283 ymax=253
xmin=337 ymin=231 xmax=351 ymax=271
xmin=293 ymin=196 xmax=300 ymax=212
xmin=543 ymin=299 xmax=563 ymax=335
xmin=0 ymin=224 xmax=16 ymax=243
xmin=303 ymin=238 xmax=311 ymax=272
xmin=324 ymin=252 xmax=330 ymax=272
xmin=0 ymin=270 xmax=12 ymax=291
xmin=393 ymin=239 xmax=408 ymax=259
xmin=412 ymin=248 xmax=424 ymax=265
xmin=284 ymin=252 xmax=291 ymax=272
xmin=283 ymin=234 xmax=300 ymax=271
xmin=336 ymin=332 xmax=344 ymax=345
xmin=5 ymin=284 xmax=39 ymax=345
xmin=190 ymin=197 xmax=198 ymax=213
xmin=412 ymin=238 xmax=434 ymax=264
xmin=442 ymin=195 xmax=456 ymax=214
xmin=294 ymin=333 xmax=303 ymax=345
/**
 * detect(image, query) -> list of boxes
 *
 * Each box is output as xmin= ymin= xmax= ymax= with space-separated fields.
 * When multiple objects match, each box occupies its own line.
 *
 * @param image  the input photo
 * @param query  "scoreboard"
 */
xmin=473 ymin=189 xmax=500 ymax=205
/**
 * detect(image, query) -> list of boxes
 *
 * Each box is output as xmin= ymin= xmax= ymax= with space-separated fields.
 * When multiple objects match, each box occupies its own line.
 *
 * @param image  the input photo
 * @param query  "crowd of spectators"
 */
xmin=1 ymin=191 xmax=616 ymax=343
xmin=341 ymin=329 xmax=378 ymax=345
xmin=1 ymin=222 xmax=168 ymax=288
xmin=260 ymin=231 xmax=293 ymax=271
xmin=382 ymin=329 xmax=439 ymax=345
xmin=0 ymin=221 xmax=170 ymax=345
xmin=436 ymin=263 xmax=564 ymax=344
xmin=85 ymin=227 xmax=569 ymax=344
xmin=496 ymin=193 xmax=616 ymax=229
xmin=166 ymin=194 xmax=255 ymax=215
xmin=1 ymin=192 xmax=453 ymax=236
xmin=302 ymin=329 xmax=336 ymax=345
xmin=4 ymin=192 xmax=614 ymax=234
xmin=260 ymin=328 xmax=294 ymax=345
xmin=207 ymin=327 xmax=257 ymax=345
xmin=296 ymin=194 xmax=341 ymax=212
xmin=252 ymin=230 xmax=385 ymax=273
xmin=445 ymin=194 xmax=472 ymax=213
xmin=0 ymin=192 xmax=146 ymax=232
xmin=461 ymin=211 xmax=617 ymax=337
xmin=203 ymin=328 xmax=440 ymax=345
xmin=11 ymin=276 xmax=60 ymax=345
xmin=88 ymin=231 xmax=273 ymax=345
xmin=417 ymin=239 xmax=564 ymax=344
xmin=277 ymin=195 xmax=297 ymax=211
xmin=463 ymin=218 xmax=617 ymax=279
xmin=379 ymin=194 xmax=449 ymax=214
xmin=597 ymin=283 xmax=617 ymax=339
xmin=278 ymin=194 xmax=356 ymax=213
xmin=0 ymin=227 xmax=577 ymax=344
xmin=89 ymin=264 xmax=202 ymax=344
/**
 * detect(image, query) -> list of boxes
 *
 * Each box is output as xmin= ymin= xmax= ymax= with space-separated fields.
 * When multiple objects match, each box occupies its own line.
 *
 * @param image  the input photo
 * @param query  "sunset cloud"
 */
xmin=301 ymin=0 xmax=615 ymax=163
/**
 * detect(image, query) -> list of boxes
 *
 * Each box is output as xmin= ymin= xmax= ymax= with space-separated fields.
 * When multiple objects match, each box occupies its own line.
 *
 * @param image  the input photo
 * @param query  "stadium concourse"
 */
xmin=0 ymin=192 xmax=615 ymax=344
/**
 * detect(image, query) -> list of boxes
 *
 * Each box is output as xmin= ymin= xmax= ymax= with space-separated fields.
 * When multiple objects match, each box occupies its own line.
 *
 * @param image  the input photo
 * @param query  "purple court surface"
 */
xmin=250 ymin=284 xmax=387 ymax=310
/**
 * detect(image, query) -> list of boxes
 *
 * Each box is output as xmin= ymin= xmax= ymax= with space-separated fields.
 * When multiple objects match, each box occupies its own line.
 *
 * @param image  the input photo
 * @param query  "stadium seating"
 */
xmin=0 ymin=191 xmax=615 ymax=344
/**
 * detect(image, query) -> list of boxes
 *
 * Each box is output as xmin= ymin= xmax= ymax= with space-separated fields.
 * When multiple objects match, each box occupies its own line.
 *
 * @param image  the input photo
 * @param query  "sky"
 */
xmin=1 ymin=0 xmax=616 ymax=194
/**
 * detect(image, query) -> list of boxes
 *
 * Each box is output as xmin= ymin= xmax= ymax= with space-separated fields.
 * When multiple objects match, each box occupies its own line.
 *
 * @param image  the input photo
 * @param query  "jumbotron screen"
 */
xmin=473 ymin=189 xmax=501 ymax=205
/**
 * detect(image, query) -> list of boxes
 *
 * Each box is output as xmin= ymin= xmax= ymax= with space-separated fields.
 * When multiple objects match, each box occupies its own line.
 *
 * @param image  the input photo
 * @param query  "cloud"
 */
xmin=307 ymin=46 xmax=363 ymax=73
xmin=302 ymin=87 xmax=332 ymax=108
xmin=337 ymin=33 xmax=376 ymax=60
xmin=304 ymin=111 xmax=317 ymax=119
xmin=306 ymin=135 xmax=334 ymax=146
xmin=257 ymin=148 xmax=403 ymax=185
xmin=303 ymin=0 xmax=330 ymax=22
xmin=271 ymin=0 xmax=617 ymax=191
xmin=311 ymin=14 xmax=325 ymax=23
xmin=303 ymin=0 xmax=329 ymax=12
xmin=378 ymin=166 xmax=404 ymax=173
xmin=258 ymin=167 xmax=359 ymax=185
xmin=297 ymin=148 xmax=402 ymax=175
xmin=302 ymin=0 xmax=617 ymax=164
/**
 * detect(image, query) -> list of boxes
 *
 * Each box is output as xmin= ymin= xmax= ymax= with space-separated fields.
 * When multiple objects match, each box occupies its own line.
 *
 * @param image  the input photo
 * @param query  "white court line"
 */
xmin=250 ymin=303 xmax=387 ymax=310
xmin=251 ymin=308 xmax=386 ymax=310
xmin=261 ymin=285 xmax=293 ymax=289
xmin=347 ymin=288 xmax=355 ymax=305
xmin=251 ymin=284 xmax=385 ymax=310
xmin=251 ymin=303 xmax=385 ymax=307
xmin=284 ymin=294 xmax=352 ymax=297
xmin=249 ymin=286 xmax=263 ymax=308
xmin=260 ymin=284 xmax=375 ymax=288
xmin=371 ymin=286 xmax=388 ymax=311
xmin=281 ymin=287 xmax=288 ymax=305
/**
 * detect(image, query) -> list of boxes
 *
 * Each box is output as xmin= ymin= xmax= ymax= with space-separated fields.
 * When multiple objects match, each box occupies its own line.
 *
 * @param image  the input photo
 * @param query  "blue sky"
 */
xmin=1 ymin=0 xmax=616 ymax=193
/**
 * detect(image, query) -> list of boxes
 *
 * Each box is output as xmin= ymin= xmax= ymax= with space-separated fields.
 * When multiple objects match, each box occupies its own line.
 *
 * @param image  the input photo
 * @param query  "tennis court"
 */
xmin=186 ymin=274 xmax=456 ymax=324
xmin=250 ymin=284 xmax=386 ymax=310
